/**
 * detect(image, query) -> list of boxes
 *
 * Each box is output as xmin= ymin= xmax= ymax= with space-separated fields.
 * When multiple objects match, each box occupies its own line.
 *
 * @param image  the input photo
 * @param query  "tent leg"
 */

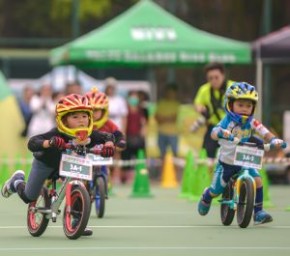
xmin=263 ymin=65 xmax=271 ymax=127
xmin=147 ymin=68 xmax=156 ymax=102
xmin=167 ymin=67 xmax=175 ymax=83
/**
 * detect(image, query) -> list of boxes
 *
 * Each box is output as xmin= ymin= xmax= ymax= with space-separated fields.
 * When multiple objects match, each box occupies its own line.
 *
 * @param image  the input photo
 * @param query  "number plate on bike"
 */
xmin=234 ymin=146 xmax=264 ymax=169
xmin=86 ymin=153 xmax=113 ymax=166
xmin=60 ymin=154 xmax=93 ymax=180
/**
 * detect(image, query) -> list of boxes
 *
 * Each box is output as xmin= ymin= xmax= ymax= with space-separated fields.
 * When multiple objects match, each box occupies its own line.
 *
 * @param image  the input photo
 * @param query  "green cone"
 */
xmin=0 ymin=154 xmax=10 ymax=186
xmin=260 ymin=166 xmax=274 ymax=208
xmin=130 ymin=149 xmax=153 ymax=198
xmin=189 ymin=149 xmax=208 ymax=201
xmin=179 ymin=150 xmax=194 ymax=199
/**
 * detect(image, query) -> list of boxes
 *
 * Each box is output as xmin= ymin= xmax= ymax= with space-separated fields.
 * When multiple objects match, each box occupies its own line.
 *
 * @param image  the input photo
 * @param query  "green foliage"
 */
xmin=51 ymin=0 xmax=112 ymax=21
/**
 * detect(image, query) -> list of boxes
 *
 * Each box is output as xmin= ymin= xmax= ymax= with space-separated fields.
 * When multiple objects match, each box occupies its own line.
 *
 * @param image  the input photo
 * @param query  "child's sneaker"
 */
xmin=198 ymin=198 xmax=212 ymax=216
xmin=197 ymin=188 xmax=212 ymax=216
xmin=1 ymin=170 xmax=25 ymax=198
xmin=253 ymin=210 xmax=273 ymax=225
xmin=72 ymin=217 xmax=93 ymax=236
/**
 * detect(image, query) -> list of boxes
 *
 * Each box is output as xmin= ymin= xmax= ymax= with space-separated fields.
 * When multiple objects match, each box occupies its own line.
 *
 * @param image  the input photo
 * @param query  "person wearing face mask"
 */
xmin=120 ymin=90 xmax=147 ymax=184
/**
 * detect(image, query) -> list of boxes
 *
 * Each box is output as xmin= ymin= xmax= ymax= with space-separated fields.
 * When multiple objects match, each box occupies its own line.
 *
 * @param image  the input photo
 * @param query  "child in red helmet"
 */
xmin=85 ymin=88 xmax=126 ymax=149
xmin=1 ymin=94 xmax=115 ymax=236
xmin=85 ymin=88 xmax=127 ymax=185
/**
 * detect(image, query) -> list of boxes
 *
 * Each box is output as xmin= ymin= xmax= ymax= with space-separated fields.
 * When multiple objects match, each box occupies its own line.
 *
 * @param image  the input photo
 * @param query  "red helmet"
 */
xmin=55 ymin=94 xmax=93 ymax=138
xmin=85 ymin=87 xmax=109 ymax=129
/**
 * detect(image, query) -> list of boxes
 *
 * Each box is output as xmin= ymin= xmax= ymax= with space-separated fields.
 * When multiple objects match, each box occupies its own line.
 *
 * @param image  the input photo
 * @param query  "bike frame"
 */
xmin=31 ymin=176 xmax=87 ymax=222
xmin=219 ymin=134 xmax=287 ymax=228
xmin=222 ymin=168 xmax=256 ymax=210
xmin=93 ymin=165 xmax=108 ymax=185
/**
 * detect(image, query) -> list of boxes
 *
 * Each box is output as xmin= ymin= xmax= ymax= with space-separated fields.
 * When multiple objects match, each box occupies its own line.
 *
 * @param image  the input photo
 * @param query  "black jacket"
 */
xmin=28 ymin=128 xmax=114 ymax=169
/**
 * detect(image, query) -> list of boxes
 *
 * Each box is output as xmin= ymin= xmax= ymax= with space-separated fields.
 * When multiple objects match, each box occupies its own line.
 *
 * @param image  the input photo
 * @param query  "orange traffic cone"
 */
xmin=161 ymin=150 xmax=178 ymax=188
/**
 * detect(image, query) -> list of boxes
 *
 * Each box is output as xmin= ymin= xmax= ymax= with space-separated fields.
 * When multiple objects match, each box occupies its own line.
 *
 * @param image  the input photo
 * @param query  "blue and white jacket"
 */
xmin=212 ymin=115 xmax=270 ymax=165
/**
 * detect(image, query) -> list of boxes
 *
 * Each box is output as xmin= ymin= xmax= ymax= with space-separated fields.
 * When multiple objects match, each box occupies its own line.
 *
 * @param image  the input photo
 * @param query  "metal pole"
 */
xmin=255 ymin=55 xmax=263 ymax=121
xmin=263 ymin=64 xmax=271 ymax=126
xmin=2 ymin=57 xmax=11 ymax=79
xmin=71 ymin=0 xmax=80 ymax=39
xmin=260 ymin=0 xmax=272 ymax=125
xmin=255 ymin=0 xmax=272 ymax=122
xmin=167 ymin=68 xmax=175 ymax=83
xmin=166 ymin=0 xmax=176 ymax=84
xmin=261 ymin=0 xmax=272 ymax=35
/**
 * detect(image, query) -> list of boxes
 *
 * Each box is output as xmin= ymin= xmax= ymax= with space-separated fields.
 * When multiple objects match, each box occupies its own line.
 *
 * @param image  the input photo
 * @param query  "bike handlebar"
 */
xmin=64 ymin=143 xmax=103 ymax=155
xmin=217 ymin=131 xmax=288 ymax=151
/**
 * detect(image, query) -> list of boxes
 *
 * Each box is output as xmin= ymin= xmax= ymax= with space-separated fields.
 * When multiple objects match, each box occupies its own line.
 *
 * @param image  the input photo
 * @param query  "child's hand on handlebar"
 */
xmin=217 ymin=129 xmax=232 ymax=140
xmin=49 ymin=136 xmax=66 ymax=149
xmin=216 ymin=129 xmax=240 ymax=143
xmin=270 ymin=138 xmax=287 ymax=149
xmin=101 ymin=142 xmax=115 ymax=157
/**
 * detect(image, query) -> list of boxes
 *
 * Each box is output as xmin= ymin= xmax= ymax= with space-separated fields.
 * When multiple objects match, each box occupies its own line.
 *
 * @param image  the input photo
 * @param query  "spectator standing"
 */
xmin=193 ymin=62 xmax=235 ymax=174
xmin=138 ymin=90 xmax=150 ymax=122
xmin=104 ymin=77 xmax=128 ymax=133
xmin=155 ymin=83 xmax=180 ymax=162
xmin=27 ymin=84 xmax=55 ymax=138
xmin=18 ymin=85 xmax=34 ymax=137
xmin=64 ymin=81 xmax=83 ymax=95
xmin=104 ymin=77 xmax=128 ymax=183
xmin=121 ymin=90 xmax=147 ymax=184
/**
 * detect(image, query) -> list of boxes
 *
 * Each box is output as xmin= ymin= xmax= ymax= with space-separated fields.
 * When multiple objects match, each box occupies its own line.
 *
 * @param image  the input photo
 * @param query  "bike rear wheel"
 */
xmin=237 ymin=178 xmax=255 ymax=228
xmin=95 ymin=177 xmax=106 ymax=218
xmin=220 ymin=181 xmax=235 ymax=226
xmin=27 ymin=187 xmax=50 ymax=237
xmin=63 ymin=185 xmax=91 ymax=239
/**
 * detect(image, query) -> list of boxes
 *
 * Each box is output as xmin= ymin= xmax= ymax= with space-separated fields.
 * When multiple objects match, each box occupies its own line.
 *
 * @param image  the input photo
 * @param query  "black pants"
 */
xmin=202 ymin=124 xmax=220 ymax=158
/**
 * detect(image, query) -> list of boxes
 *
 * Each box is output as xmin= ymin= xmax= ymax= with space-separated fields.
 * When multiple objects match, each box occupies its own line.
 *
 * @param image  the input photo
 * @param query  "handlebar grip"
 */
xmin=217 ymin=130 xmax=235 ymax=142
xmin=281 ymin=142 xmax=288 ymax=149
xmin=64 ymin=143 xmax=73 ymax=149
xmin=217 ymin=130 xmax=224 ymax=139
xmin=267 ymin=141 xmax=288 ymax=150
xmin=89 ymin=144 xmax=104 ymax=155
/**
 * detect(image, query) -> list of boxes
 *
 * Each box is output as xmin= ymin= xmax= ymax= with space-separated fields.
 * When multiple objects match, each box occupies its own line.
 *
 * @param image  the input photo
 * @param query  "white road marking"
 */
xmin=0 ymin=246 xmax=289 ymax=251
xmin=0 ymin=225 xmax=290 ymax=229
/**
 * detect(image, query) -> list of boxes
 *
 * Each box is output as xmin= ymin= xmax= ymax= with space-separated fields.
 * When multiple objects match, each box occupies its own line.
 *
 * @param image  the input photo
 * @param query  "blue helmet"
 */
xmin=224 ymin=82 xmax=258 ymax=125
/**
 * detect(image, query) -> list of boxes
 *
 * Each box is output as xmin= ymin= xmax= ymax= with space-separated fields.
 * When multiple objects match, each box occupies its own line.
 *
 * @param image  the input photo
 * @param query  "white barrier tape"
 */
xmin=1 ymin=156 xmax=289 ymax=168
xmin=0 ymin=158 xmax=163 ymax=168
xmin=191 ymin=157 xmax=290 ymax=166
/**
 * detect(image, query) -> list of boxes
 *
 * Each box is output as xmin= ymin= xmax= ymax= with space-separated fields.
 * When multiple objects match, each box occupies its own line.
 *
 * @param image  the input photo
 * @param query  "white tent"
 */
xmin=9 ymin=66 xmax=152 ymax=98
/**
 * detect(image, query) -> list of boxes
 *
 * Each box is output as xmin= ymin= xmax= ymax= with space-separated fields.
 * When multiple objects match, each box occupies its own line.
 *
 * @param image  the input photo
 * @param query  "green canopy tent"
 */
xmin=50 ymin=0 xmax=251 ymax=68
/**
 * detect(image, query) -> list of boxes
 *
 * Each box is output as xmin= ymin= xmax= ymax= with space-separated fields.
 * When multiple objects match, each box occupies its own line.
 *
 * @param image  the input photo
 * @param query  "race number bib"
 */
xmin=86 ymin=153 xmax=113 ymax=166
xmin=234 ymin=146 xmax=264 ymax=170
xmin=60 ymin=154 xmax=93 ymax=181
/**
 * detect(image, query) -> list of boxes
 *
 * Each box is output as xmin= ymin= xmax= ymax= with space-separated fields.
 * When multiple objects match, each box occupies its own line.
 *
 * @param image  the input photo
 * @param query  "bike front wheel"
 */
xmin=236 ymin=178 xmax=255 ymax=228
xmin=63 ymin=185 xmax=91 ymax=239
xmin=95 ymin=176 xmax=106 ymax=218
xmin=220 ymin=180 xmax=235 ymax=226
xmin=27 ymin=187 xmax=50 ymax=237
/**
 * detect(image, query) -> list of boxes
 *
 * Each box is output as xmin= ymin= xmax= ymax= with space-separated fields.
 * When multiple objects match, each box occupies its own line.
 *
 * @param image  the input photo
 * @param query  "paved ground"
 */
xmin=0 ymin=184 xmax=290 ymax=256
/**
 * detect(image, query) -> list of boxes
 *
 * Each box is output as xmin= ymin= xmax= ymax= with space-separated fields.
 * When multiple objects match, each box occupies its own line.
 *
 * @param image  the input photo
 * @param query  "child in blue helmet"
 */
xmin=197 ymin=82 xmax=286 ymax=225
